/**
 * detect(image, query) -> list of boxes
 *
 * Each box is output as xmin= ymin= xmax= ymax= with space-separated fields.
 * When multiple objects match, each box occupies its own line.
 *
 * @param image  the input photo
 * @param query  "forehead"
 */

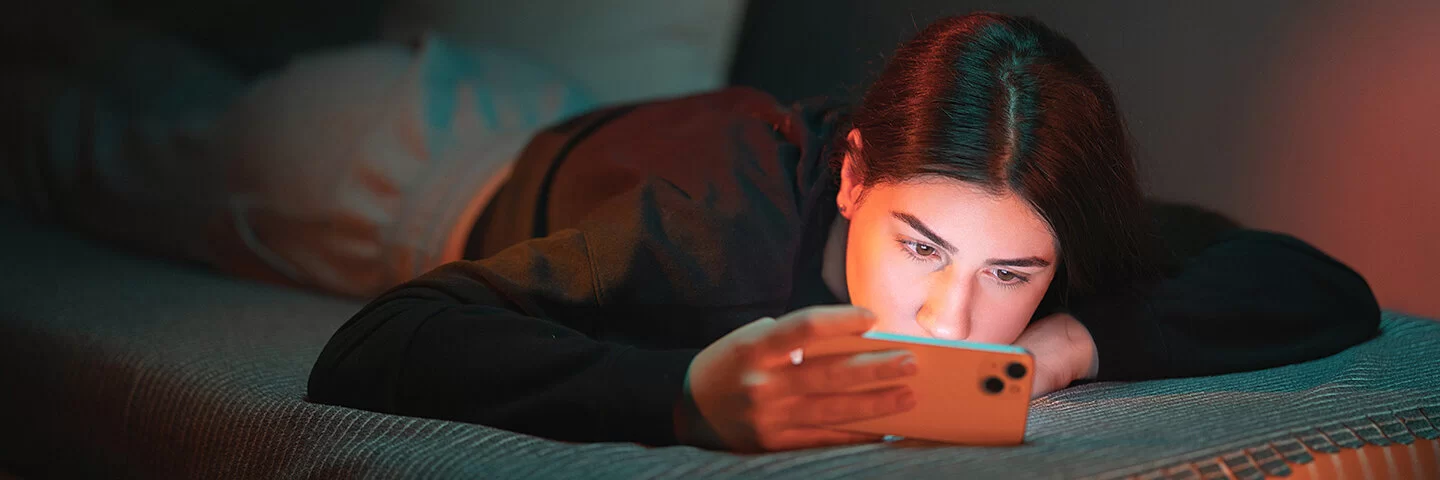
xmin=869 ymin=178 xmax=1057 ymax=254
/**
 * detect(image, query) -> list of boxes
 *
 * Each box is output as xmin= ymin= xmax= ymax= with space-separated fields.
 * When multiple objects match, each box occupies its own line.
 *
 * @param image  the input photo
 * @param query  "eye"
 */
xmin=913 ymin=243 xmax=936 ymax=257
xmin=897 ymin=239 xmax=940 ymax=262
xmin=992 ymin=268 xmax=1031 ymax=288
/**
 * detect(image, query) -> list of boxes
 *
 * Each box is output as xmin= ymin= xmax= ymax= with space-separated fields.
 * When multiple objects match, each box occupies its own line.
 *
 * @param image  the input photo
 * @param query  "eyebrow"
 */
xmin=891 ymin=210 xmax=1053 ymax=268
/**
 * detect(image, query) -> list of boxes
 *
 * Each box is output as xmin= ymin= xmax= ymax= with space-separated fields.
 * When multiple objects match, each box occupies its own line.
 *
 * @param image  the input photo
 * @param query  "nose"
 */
xmin=916 ymin=276 xmax=973 ymax=340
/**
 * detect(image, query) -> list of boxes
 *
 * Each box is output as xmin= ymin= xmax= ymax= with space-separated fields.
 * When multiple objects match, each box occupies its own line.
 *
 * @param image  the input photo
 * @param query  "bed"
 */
xmin=1 ymin=207 xmax=1437 ymax=479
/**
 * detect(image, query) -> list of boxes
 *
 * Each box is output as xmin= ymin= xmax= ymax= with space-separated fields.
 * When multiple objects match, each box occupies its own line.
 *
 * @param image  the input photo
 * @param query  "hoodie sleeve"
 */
xmin=1071 ymin=229 xmax=1382 ymax=381
xmin=306 ymin=229 xmax=701 ymax=446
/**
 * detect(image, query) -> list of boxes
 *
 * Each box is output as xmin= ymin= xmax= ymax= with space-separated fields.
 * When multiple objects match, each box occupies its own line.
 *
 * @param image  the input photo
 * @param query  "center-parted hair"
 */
xmin=837 ymin=12 xmax=1161 ymax=310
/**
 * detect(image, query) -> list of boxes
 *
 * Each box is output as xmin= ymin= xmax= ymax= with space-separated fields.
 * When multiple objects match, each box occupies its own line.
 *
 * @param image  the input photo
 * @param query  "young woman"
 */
xmin=302 ymin=13 xmax=1379 ymax=452
xmin=2 ymin=11 xmax=1377 ymax=452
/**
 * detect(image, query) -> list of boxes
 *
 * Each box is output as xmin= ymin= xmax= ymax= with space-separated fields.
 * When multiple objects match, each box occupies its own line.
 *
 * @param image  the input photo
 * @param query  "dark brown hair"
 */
xmin=837 ymin=12 xmax=1161 ymax=312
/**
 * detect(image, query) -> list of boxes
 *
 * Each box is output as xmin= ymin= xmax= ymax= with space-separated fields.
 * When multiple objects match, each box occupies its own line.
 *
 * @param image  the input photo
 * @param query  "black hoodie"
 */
xmin=307 ymin=87 xmax=1380 ymax=447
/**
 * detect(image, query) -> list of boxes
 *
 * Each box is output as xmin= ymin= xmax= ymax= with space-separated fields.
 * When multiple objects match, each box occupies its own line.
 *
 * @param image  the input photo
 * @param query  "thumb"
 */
xmin=747 ymin=316 xmax=778 ymax=328
xmin=728 ymin=316 xmax=778 ymax=340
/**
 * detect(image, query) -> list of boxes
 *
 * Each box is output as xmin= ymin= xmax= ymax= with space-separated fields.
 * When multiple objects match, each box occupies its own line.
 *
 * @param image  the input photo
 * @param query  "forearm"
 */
xmin=1070 ymin=229 xmax=1380 ymax=381
xmin=308 ymin=261 xmax=702 ymax=445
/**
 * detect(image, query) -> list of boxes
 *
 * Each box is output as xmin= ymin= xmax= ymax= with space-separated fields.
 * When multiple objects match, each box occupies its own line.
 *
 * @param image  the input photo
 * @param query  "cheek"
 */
xmin=971 ymin=277 xmax=1054 ymax=343
xmin=844 ymin=233 xmax=923 ymax=332
xmin=970 ymin=293 xmax=1043 ymax=343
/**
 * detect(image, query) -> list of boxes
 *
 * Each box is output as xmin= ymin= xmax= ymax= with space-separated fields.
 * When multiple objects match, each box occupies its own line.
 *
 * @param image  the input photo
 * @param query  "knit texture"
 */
xmin=1 ymin=209 xmax=1434 ymax=479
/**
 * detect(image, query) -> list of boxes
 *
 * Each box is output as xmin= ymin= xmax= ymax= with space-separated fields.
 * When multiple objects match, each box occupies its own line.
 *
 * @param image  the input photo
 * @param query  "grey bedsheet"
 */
xmin=1 ymin=208 xmax=1437 ymax=479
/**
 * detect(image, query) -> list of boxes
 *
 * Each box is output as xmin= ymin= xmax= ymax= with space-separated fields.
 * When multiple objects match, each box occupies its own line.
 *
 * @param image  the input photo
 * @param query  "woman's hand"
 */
xmin=1013 ymin=312 xmax=1100 ymax=399
xmin=675 ymin=305 xmax=919 ymax=452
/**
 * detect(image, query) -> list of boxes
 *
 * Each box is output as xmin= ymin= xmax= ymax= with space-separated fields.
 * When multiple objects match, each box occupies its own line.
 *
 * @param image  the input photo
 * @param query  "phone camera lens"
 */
xmin=983 ymin=376 xmax=1005 ymax=394
xmin=1006 ymin=362 xmax=1027 ymax=379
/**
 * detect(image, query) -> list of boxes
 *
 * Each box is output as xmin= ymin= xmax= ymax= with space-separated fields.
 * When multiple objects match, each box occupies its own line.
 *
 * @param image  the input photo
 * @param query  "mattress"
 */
xmin=1 ymin=207 xmax=1436 ymax=479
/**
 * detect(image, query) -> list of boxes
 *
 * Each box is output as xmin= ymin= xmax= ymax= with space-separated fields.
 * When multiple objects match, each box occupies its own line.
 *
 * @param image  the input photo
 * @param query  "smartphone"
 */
xmin=800 ymin=331 xmax=1034 ymax=446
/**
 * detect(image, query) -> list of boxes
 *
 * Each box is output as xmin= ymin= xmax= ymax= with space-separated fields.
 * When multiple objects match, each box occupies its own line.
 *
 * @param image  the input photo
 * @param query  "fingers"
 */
xmin=781 ymin=350 xmax=916 ymax=396
xmin=760 ymin=305 xmax=876 ymax=355
xmin=787 ymin=386 xmax=916 ymax=428
xmin=757 ymin=427 xmax=886 ymax=452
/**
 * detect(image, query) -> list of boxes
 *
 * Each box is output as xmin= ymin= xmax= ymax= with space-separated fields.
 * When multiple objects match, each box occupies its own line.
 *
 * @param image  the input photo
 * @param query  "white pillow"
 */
xmin=382 ymin=0 xmax=746 ymax=105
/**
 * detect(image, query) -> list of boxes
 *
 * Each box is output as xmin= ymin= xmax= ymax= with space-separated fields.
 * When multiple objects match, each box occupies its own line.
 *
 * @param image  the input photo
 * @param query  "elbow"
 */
xmin=1313 ymin=274 xmax=1381 ymax=359
xmin=303 ymin=297 xmax=425 ymax=411
xmin=1331 ymin=262 xmax=1382 ymax=347
xmin=305 ymin=339 xmax=405 ymax=414
xmin=305 ymin=359 xmax=341 ymax=405
xmin=305 ymin=337 xmax=373 ymax=410
xmin=1264 ymin=230 xmax=1383 ymax=346
xmin=306 ymin=337 xmax=354 ymax=406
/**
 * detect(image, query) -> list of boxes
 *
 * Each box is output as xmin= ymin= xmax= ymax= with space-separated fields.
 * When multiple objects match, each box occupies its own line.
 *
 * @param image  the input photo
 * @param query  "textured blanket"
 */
xmin=1 ymin=209 xmax=1436 ymax=479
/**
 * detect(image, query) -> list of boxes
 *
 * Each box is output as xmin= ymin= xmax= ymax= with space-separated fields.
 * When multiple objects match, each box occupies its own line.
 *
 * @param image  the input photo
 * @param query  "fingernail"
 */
xmin=898 ymin=390 xmax=916 ymax=410
xmin=899 ymin=356 xmax=917 ymax=375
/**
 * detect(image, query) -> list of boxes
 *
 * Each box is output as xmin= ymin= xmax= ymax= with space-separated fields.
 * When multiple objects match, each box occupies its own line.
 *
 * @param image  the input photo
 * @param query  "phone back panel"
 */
xmin=801 ymin=332 xmax=1034 ymax=446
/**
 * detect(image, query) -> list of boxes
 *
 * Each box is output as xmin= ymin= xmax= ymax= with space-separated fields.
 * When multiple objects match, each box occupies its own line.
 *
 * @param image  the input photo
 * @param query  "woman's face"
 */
xmin=833 ymin=137 xmax=1059 ymax=345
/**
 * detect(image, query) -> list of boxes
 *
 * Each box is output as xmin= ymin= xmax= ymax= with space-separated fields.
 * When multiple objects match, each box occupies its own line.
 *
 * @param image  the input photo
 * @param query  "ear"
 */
xmin=838 ymin=129 xmax=866 ymax=220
